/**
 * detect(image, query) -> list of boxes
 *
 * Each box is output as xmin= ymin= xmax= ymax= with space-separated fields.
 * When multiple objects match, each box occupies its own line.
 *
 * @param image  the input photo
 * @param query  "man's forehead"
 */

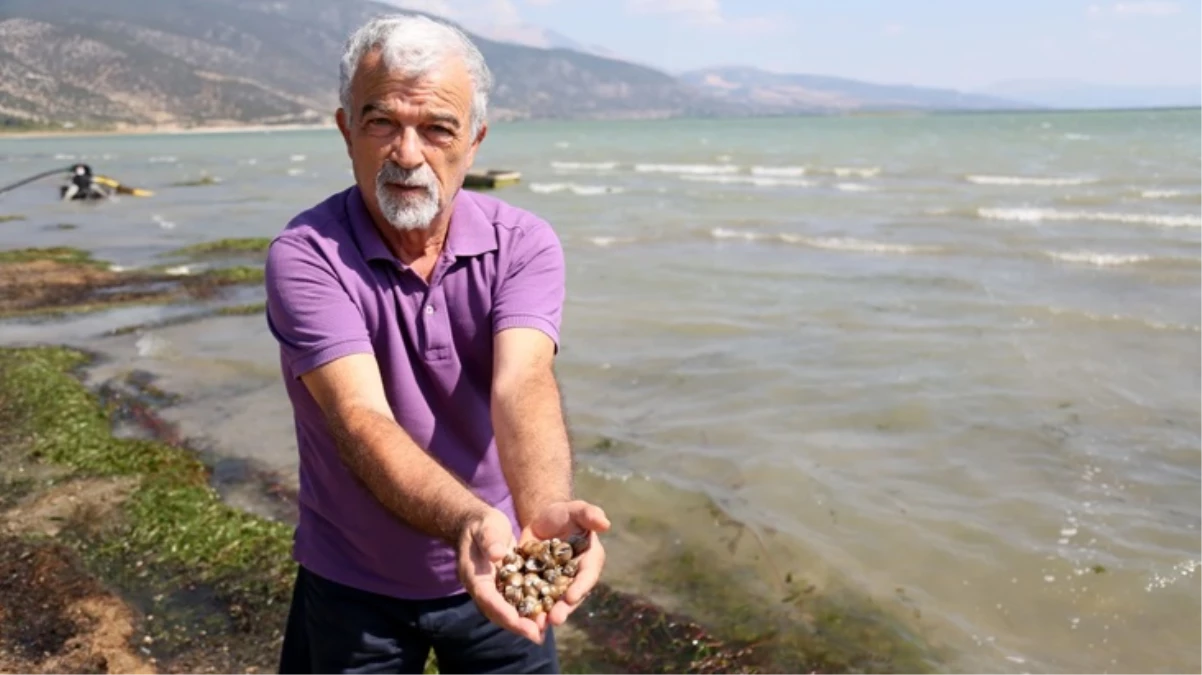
xmin=351 ymin=52 xmax=471 ymax=109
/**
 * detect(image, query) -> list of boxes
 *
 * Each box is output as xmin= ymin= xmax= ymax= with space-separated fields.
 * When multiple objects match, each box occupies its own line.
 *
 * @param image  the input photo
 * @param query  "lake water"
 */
xmin=1 ymin=109 xmax=1199 ymax=673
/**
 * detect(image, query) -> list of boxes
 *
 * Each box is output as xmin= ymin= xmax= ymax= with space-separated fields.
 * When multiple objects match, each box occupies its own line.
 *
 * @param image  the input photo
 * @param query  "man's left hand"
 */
xmin=519 ymin=500 xmax=611 ymax=630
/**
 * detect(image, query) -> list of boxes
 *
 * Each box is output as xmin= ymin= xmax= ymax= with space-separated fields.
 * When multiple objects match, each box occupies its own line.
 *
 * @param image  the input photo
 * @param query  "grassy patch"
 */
xmin=0 ymin=346 xmax=294 ymax=603
xmin=0 ymin=244 xmax=265 ymax=319
xmin=165 ymin=238 xmax=272 ymax=259
xmin=0 ymin=246 xmax=107 ymax=268
xmin=0 ymin=214 xmax=26 ymax=223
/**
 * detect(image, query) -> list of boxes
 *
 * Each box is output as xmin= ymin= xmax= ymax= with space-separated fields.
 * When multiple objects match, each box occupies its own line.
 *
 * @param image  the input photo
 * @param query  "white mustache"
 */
xmin=377 ymin=162 xmax=436 ymax=193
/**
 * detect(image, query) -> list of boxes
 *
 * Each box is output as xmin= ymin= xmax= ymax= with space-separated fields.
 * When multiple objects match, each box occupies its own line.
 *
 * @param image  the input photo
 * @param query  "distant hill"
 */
xmin=678 ymin=66 xmax=1032 ymax=114
xmin=0 ymin=0 xmax=1060 ymax=130
xmin=981 ymin=79 xmax=1202 ymax=110
xmin=0 ymin=0 xmax=737 ymax=129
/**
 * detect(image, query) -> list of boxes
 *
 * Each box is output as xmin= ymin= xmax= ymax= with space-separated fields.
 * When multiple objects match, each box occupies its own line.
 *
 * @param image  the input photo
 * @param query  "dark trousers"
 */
xmin=278 ymin=565 xmax=559 ymax=674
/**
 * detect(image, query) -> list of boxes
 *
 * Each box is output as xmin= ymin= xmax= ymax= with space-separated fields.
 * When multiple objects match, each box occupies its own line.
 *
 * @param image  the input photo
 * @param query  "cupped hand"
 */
xmin=519 ymin=500 xmax=612 ymax=630
xmin=456 ymin=508 xmax=544 ymax=644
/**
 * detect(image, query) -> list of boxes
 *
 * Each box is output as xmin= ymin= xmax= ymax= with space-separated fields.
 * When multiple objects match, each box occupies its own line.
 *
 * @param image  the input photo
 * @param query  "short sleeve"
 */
xmin=492 ymin=219 xmax=565 ymax=349
xmin=264 ymin=234 xmax=375 ymax=379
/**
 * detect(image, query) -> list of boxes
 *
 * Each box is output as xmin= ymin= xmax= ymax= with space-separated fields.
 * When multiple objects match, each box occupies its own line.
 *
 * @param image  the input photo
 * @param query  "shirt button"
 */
xmin=425 ymin=305 xmax=436 ymax=315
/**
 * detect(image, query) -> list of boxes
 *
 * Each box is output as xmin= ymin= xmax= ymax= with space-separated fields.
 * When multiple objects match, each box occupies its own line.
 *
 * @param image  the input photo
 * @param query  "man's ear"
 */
xmin=335 ymin=108 xmax=353 ymax=157
xmin=464 ymin=122 xmax=488 ymax=169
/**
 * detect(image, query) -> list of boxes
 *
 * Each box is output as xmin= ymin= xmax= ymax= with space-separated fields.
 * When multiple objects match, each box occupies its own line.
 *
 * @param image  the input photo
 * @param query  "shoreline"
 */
xmin=0 ymin=122 xmax=339 ymax=140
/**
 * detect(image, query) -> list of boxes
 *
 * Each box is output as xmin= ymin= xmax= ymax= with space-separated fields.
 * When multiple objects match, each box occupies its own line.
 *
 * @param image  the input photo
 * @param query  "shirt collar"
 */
xmin=347 ymin=186 xmax=497 ymax=264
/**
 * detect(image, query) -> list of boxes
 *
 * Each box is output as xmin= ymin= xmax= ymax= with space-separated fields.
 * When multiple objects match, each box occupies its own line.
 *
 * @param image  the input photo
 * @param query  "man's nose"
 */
xmin=391 ymin=127 xmax=425 ymax=170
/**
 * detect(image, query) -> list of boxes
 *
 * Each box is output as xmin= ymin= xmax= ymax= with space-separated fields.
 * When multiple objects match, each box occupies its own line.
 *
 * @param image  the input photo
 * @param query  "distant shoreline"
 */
xmin=2 ymin=105 xmax=1197 ymax=140
xmin=0 ymin=121 xmax=339 ymax=140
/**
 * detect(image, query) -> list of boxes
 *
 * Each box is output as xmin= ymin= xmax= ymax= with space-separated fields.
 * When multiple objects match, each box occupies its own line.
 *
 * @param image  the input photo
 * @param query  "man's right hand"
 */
xmin=456 ymin=508 xmax=544 ymax=644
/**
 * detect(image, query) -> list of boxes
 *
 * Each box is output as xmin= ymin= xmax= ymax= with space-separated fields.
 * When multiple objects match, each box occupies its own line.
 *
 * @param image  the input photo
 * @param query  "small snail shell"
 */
xmin=545 ymin=584 xmax=564 ymax=601
xmin=542 ymin=567 xmax=561 ymax=584
xmin=523 ymin=573 xmax=541 ymax=588
xmin=503 ymin=552 xmax=522 ymax=567
xmin=518 ymin=540 xmax=539 ymax=559
xmin=524 ymin=584 xmax=541 ymax=599
xmin=541 ymin=596 xmax=556 ymax=613
xmin=504 ymin=585 xmax=524 ymax=604
xmin=561 ymin=558 xmax=579 ymax=578
xmin=504 ymin=573 xmax=524 ymax=588
xmin=517 ymin=597 xmax=541 ymax=618
xmin=524 ymin=555 xmax=546 ymax=572
xmin=501 ymin=563 xmax=520 ymax=576
xmin=551 ymin=541 xmax=574 ymax=566
xmin=553 ymin=575 xmax=572 ymax=592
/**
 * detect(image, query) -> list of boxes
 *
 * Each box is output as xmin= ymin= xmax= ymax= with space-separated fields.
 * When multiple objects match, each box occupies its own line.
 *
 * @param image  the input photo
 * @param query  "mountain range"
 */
xmin=0 ymin=0 xmax=1189 ymax=131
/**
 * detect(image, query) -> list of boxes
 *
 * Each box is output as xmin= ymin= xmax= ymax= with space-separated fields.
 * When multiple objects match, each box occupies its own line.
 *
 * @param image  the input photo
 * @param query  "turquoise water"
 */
xmin=1 ymin=109 xmax=1199 ymax=673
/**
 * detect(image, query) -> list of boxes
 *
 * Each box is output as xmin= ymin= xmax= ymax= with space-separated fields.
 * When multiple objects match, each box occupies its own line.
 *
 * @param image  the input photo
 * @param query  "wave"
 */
xmin=750 ymin=165 xmax=807 ymax=177
xmin=1038 ymin=306 xmax=1200 ymax=334
xmin=966 ymin=175 xmax=1096 ymax=186
xmin=834 ymin=182 xmax=875 ymax=192
xmin=681 ymin=174 xmax=813 ymax=187
xmin=711 ymin=228 xmax=932 ymax=255
xmin=1044 ymin=251 xmax=1153 ymax=266
xmin=634 ymin=163 xmax=739 ymax=175
xmin=586 ymin=235 xmax=638 ymax=247
xmin=529 ymin=182 xmax=624 ymax=196
xmin=550 ymin=161 xmax=618 ymax=171
xmin=1140 ymin=189 xmax=1183 ymax=199
xmin=977 ymin=207 xmax=1202 ymax=228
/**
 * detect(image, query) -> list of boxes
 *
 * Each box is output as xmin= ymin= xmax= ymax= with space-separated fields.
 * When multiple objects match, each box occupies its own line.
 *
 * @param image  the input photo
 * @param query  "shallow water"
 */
xmin=2 ymin=109 xmax=1199 ymax=673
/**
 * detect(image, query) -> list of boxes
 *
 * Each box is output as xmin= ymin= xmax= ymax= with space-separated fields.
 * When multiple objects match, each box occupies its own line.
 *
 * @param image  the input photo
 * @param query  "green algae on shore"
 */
xmin=0 ymin=214 xmax=26 ymax=223
xmin=0 ymin=246 xmax=267 ymax=319
xmin=164 ymin=237 xmax=272 ymax=259
xmin=0 ymin=245 xmax=109 ymax=268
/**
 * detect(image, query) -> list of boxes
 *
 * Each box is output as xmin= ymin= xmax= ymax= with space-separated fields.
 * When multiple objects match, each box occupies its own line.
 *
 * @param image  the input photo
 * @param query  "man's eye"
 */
xmin=428 ymin=126 xmax=453 ymax=137
xmin=367 ymin=118 xmax=393 ymax=127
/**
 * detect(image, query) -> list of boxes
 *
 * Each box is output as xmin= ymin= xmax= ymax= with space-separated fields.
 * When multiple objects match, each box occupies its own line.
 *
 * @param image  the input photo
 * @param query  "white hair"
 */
xmin=339 ymin=14 xmax=492 ymax=136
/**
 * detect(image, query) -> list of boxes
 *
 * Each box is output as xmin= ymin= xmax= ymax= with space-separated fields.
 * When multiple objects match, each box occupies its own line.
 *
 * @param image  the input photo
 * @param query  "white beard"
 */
xmin=375 ymin=162 xmax=441 ymax=231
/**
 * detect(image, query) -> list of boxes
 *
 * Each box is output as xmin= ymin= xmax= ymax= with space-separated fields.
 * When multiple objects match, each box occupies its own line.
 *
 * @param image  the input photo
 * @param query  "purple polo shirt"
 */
xmin=263 ymin=184 xmax=565 ymax=600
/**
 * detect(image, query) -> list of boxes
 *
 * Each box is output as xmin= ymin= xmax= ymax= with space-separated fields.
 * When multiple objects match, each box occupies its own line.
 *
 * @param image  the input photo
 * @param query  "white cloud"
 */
xmin=1088 ymin=1 xmax=1181 ymax=17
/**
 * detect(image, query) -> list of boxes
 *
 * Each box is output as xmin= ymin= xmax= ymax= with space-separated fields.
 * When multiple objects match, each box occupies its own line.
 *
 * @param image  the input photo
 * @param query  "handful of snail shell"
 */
xmin=495 ymin=533 xmax=589 ymax=618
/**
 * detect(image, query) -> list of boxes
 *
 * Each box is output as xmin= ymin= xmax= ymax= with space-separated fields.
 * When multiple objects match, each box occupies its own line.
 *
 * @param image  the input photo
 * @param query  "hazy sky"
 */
xmin=389 ymin=0 xmax=1201 ymax=91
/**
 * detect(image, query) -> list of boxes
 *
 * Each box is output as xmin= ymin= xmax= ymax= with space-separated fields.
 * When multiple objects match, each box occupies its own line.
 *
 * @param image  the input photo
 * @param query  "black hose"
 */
xmin=0 ymin=166 xmax=72 ymax=195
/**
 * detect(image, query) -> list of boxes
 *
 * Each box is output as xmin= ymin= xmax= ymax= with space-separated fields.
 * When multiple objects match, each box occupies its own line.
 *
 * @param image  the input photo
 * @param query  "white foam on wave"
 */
xmin=779 ymin=234 xmax=927 ymax=254
xmin=711 ymin=229 xmax=929 ymax=255
xmin=966 ymin=175 xmax=1096 ymax=186
xmin=682 ymin=174 xmax=812 ymax=187
xmin=529 ymin=182 xmax=623 ymax=196
xmin=750 ymin=165 xmax=807 ymax=177
xmin=634 ymin=163 xmax=739 ymax=175
xmin=1062 ymin=133 xmax=1091 ymax=141
xmin=827 ymin=166 xmax=881 ymax=178
xmin=1140 ymin=189 xmax=1183 ymax=199
xmin=551 ymin=161 xmax=618 ymax=171
xmin=1045 ymin=251 xmax=1152 ymax=266
xmin=978 ymin=207 xmax=1201 ymax=228
xmin=834 ymin=182 xmax=875 ymax=192
xmin=587 ymin=235 xmax=637 ymax=247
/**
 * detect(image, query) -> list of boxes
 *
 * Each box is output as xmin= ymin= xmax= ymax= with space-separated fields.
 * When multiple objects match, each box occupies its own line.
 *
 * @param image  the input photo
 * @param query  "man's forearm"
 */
xmin=327 ymin=407 xmax=492 ymax=544
xmin=492 ymin=369 xmax=574 ymax=529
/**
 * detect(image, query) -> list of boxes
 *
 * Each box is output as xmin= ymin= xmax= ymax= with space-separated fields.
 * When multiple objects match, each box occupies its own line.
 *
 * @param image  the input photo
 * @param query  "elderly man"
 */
xmin=264 ymin=13 xmax=610 ymax=674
